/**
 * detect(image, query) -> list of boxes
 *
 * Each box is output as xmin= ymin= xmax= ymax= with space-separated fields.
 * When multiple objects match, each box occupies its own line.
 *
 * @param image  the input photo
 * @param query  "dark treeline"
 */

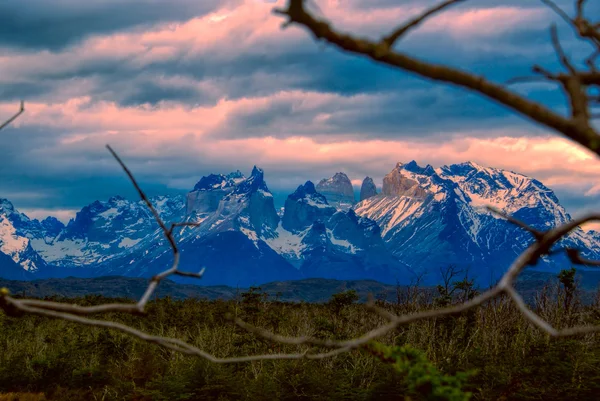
xmin=1 ymin=270 xmax=600 ymax=401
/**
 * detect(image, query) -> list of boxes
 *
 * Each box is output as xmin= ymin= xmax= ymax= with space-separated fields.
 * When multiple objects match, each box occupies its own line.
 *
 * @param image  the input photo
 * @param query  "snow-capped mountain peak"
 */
xmin=436 ymin=162 xmax=569 ymax=227
xmin=354 ymin=161 xmax=600 ymax=283
xmin=0 ymin=199 xmax=49 ymax=273
xmin=233 ymin=165 xmax=270 ymax=195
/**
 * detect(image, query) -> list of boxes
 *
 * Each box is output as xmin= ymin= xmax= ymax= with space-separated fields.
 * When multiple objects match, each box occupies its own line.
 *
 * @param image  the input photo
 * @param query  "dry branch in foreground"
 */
xmin=2 ymin=0 xmax=600 ymax=363
xmin=274 ymin=0 xmax=600 ymax=153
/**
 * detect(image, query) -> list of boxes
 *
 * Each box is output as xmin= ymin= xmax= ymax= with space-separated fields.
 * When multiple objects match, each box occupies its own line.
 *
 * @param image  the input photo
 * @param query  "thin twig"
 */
xmin=382 ymin=0 xmax=465 ymax=48
xmin=0 ymin=100 xmax=25 ymax=131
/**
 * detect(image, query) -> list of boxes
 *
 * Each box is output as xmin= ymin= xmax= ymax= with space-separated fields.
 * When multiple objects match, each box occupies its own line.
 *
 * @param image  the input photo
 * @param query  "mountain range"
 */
xmin=2 ymin=161 xmax=599 ymax=287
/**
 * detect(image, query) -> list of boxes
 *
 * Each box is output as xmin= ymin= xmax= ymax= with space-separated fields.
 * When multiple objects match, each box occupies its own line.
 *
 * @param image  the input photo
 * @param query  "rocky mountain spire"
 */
xmin=316 ymin=172 xmax=355 ymax=209
xmin=359 ymin=177 xmax=377 ymax=201
xmin=382 ymin=162 xmax=428 ymax=198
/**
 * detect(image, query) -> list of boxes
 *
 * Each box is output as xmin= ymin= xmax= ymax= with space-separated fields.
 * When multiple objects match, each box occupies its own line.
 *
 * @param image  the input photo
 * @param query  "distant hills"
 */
xmin=2 ymin=270 xmax=599 ymax=304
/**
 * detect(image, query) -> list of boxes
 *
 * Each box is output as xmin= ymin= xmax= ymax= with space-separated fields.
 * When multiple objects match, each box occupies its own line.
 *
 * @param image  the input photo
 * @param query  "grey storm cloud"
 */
xmin=0 ymin=0 xmax=240 ymax=50
xmin=0 ymin=28 xmax=575 ymax=114
xmin=1 ymin=0 xmax=586 ymax=113
xmin=206 ymin=83 xmax=564 ymax=141
xmin=2 ymin=0 xmax=581 ymax=105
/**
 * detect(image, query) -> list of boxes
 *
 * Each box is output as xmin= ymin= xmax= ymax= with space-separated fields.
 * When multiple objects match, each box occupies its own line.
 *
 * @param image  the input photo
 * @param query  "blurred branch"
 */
xmin=274 ymin=0 xmax=600 ymax=153
xmin=381 ymin=0 xmax=465 ymax=48
xmin=0 ymin=100 xmax=24 ymax=131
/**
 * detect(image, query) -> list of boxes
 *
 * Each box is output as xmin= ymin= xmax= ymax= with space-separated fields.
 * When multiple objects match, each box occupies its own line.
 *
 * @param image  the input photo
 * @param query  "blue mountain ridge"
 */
xmin=2 ymin=161 xmax=599 ymax=286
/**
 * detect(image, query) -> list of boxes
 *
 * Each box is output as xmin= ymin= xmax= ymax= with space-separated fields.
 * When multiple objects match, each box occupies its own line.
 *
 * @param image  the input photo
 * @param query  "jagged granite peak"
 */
xmin=193 ymin=174 xmax=228 ymax=191
xmin=40 ymin=216 xmax=65 ymax=237
xmin=282 ymin=181 xmax=335 ymax=232
xmin=233 ymin=166 xmax=269 ymax=195
xmin=316 ymin=172 xmax=355 ymax=210
xmin=289 ymin=181 xmax=320 ymax=200
xmin=0 ymin=198 xmax=15 ymax=212
xmin=0 ymin=200 xmax=49 ymax=273
xmin=187 ymin=169 xmax=248 ymax=214
xmin=100 ymin=166 xmax=288 ymax=286
xmin=227 ymin=170 xmax=244 ymax=180
xmin=185 ymin=166 xmax=279 ymax=243
xmin=360 ymin=177 xmax=377 ymax=201
xmin=382 ymin=162 xmax=429 ymax=198
xmin=192 ymin=170 xmax=246 ymax=192
xmin=221 ymin=166 xmax=279 ymax=236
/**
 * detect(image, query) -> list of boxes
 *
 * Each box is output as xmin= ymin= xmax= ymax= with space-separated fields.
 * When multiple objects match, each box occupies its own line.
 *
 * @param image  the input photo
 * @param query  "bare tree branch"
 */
xmin=0 ymin=100 xmax=24 ymax=131
xmin=541 ymin=0 xmax=573 ymax=27
xmin=550 ymin=24 xmax=576 ymax=75
xmin=486 ymin=206 xmax=544 ymax=240
xmin=381 ymin=0 xmax=465 ymax=48
xmin=274 ymin=0 xmax=600 ymax=153
xmin=564 ymin=247 xmax=600 ymax=266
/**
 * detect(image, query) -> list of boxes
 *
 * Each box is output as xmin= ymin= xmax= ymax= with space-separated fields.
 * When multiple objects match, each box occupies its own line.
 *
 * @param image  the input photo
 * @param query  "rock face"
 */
xmin=382 ymin=162 xmax=429 ymax=198
xmin=297 ymin=210 xmax=411 ymax=282
xmin=359 ymin=177 xmax=377 ymax=201
xmin=281 ymin=181 xmax=336 ymax=232
xmin=100 ymin=165 xmax=299 ymax=286
xmin=237 ymin=166 xmax=280 ymax=237
xmin=0 ymin=199 xmax=53 ymax=274
xmin=268 ymin=184 xmax=412 ymax=283
xmin=316 ymin=172 xmax=355 ymax=210
xmin=186 ymin=171 xmax=245 ymax=214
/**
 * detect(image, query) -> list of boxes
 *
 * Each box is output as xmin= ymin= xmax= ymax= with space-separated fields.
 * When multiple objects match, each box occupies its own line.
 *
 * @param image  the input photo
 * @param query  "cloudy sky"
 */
xmin=1 ymin=0 xmax=599 ymax=225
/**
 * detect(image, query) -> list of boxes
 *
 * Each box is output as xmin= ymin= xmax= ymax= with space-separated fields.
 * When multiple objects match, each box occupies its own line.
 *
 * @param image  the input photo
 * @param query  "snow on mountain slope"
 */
xmin=96 ymin=166 xmax=301 ymax=287
xmin=5 ymin=160 xmax=600 ymax=287
xmin=26 ymin=195 xmax=186 ymax=269
xmin=437 ymin=161 xmax=569 ymax=228
xmin=354 ymin=161 xmax=600 ymax=283
xmin=266 ymin=181 xmax=413 ymax=283
xmin=0 ymin=199 xmax=52 ymax=273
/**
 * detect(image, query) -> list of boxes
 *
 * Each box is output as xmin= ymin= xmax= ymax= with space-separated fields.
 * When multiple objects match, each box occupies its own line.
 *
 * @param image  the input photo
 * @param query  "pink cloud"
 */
xmin=0 ymin=1 xmax=550 ymax=85
xmin=421 ymin=7 xmax=547 ymax=37
xmin=3 ymin=85 xmax=599 ymax=198
xmin=0 ymin=89 xmax=375 ymax=137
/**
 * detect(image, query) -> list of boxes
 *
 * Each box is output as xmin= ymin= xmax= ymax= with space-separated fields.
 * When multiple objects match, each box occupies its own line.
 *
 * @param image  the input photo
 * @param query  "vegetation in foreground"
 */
xmin=1 ymin=269 xmax=600 ymax=401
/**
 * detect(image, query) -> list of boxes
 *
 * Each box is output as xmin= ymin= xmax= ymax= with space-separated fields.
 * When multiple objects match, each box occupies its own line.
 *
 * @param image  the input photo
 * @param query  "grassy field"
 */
xmin=1 ymin=277 xmax=599 ymax=400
